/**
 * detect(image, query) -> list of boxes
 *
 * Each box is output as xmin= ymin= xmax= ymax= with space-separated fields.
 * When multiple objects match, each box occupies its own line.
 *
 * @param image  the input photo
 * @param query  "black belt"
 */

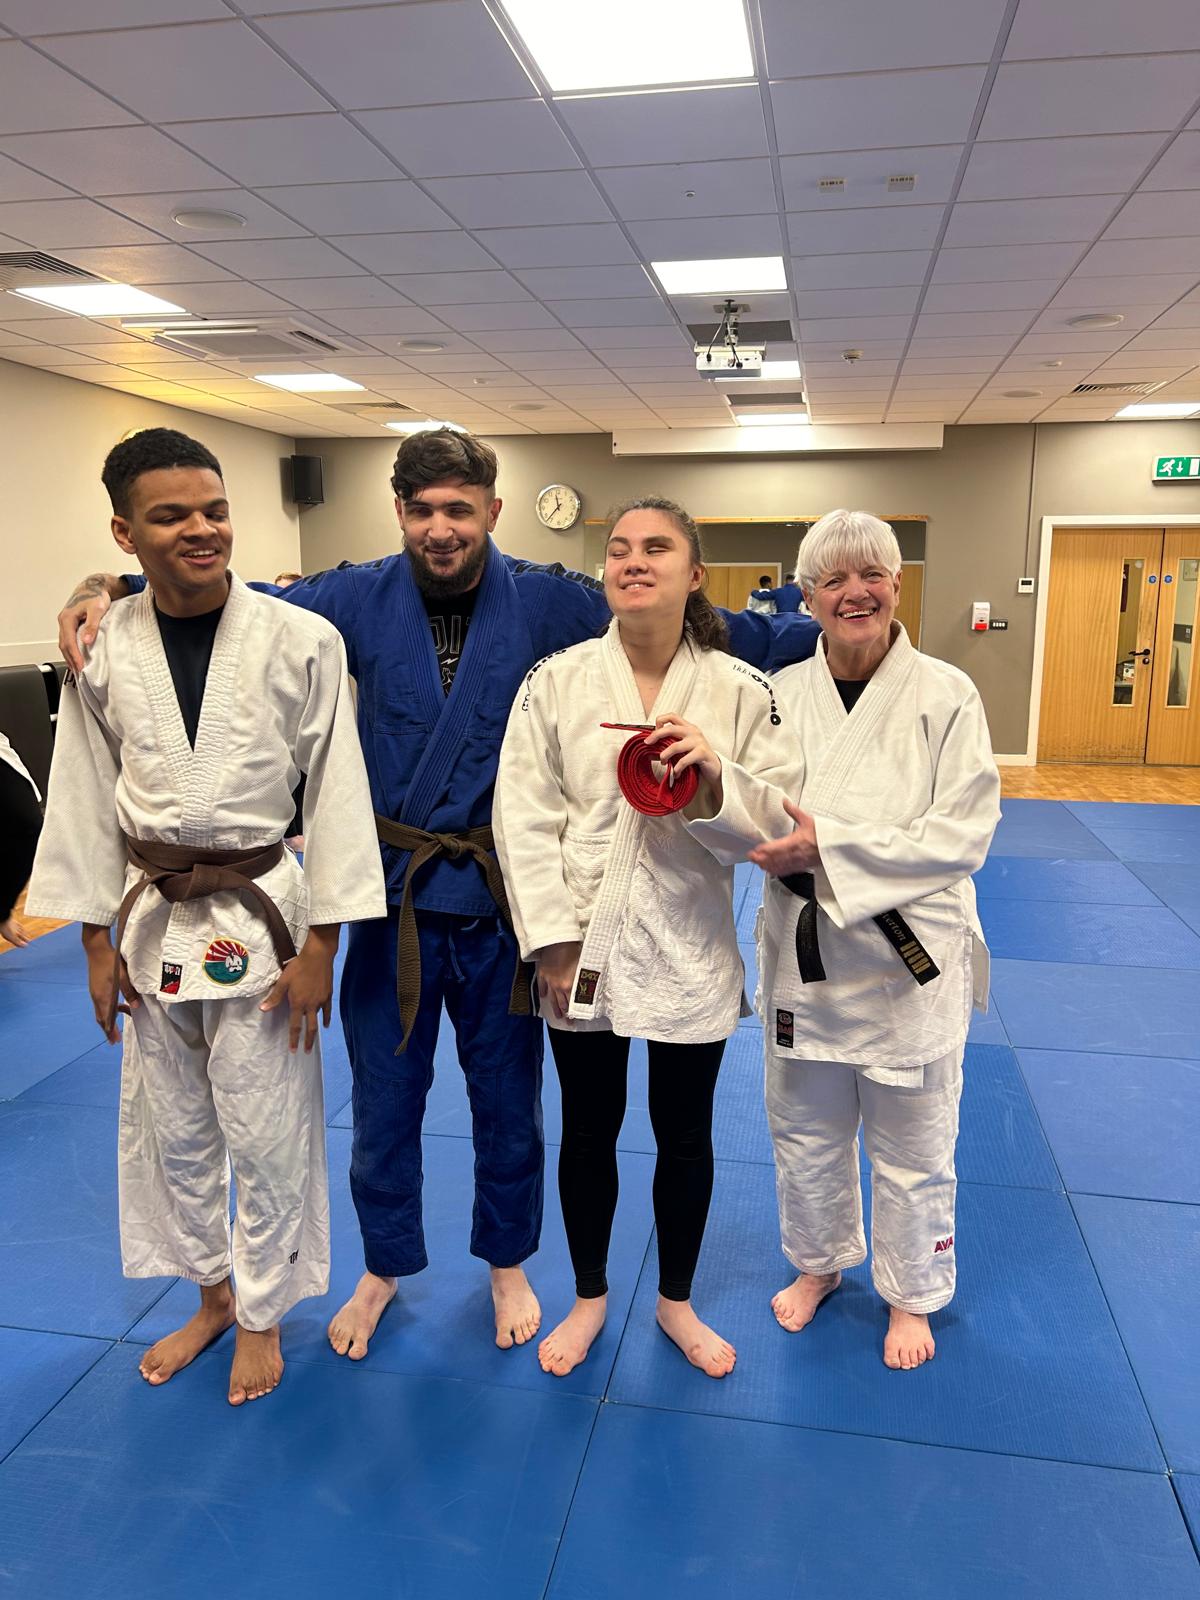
xmin=780 ymin=872 xmax=939 ymax=987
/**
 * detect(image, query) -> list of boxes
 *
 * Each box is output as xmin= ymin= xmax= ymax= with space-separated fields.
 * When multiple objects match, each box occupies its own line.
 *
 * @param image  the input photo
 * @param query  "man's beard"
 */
xmin=406 ymin=538 xmax=489 ymax=598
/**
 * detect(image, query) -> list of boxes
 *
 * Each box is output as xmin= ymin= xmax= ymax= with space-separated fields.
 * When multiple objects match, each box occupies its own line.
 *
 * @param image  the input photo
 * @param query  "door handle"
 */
xmin=1125 ymin=648 xmax=1152 ymax=663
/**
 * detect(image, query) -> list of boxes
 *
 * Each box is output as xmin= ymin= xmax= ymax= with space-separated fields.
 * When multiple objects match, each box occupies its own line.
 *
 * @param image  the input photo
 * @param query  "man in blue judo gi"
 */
xmin=59 ymin=426 xmax=820 ymax=1357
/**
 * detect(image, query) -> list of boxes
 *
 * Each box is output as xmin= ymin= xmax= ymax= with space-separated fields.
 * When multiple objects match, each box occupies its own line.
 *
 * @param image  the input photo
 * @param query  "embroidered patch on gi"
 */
xmin=775 ymin=1008 xmax=794 ymax=1048
xmin=933 ymin=1235 xmax=954 ymax=1254
xmin=574 ymin=968 xmax=600 ymax=1005
xmin=159 ymin=962 xmax=183 ymax=995
xmin=202 ymin=937 xmax=250 ymax=986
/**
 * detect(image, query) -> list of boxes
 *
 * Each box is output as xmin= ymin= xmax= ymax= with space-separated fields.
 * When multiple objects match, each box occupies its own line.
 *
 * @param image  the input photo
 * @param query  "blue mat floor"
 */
xmin=0 ymin=797 xmax=1197 ymax=1596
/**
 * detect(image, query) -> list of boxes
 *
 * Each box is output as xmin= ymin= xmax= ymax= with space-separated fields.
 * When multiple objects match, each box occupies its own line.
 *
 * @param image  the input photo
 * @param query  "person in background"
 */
xmin=773 ymin=573 xmax=804 ymax=613
xmin=275 ymin=572 xmax=303 ymax=588
xmin=746 ymin=575 xmax=776 ymax=615
xmin=0 ymin=730 xmax=42 ymax=948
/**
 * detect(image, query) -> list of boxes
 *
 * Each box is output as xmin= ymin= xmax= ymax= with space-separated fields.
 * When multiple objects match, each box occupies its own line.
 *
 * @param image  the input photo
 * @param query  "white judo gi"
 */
xmin=27 ymin=575 xmax=386 ymax=1330
xmin=691 ymin=625 xmax=1001 ymax=1311
xmin=493 ymin=621 xmax=798 ymax=1043
xmin=0 ymin=730 xmax=41 ymax=799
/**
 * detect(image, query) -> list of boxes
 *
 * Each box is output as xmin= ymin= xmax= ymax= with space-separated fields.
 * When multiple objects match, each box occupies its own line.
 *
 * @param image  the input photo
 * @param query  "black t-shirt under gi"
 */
xmin=421 ymin=584 xmax=480 ymax=695
xmin=155 ymin=602 xmax=224 ymax=748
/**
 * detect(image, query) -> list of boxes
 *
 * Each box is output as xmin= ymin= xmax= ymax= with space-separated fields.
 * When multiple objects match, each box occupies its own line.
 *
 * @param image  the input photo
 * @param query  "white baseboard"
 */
xmin=994 ymin=753 xmax=1032 ymax=766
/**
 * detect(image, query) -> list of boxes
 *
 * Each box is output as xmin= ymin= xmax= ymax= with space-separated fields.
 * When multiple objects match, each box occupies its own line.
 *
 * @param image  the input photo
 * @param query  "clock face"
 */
xmin=536 ymin=483 xmax=581 ymax=531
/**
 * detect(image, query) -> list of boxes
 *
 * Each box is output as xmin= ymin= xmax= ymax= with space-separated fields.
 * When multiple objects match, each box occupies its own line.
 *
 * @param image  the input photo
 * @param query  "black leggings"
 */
xmin=548 ymin=1028 xmax=725 ymax=1302
xmin=0 ymin=759 xmax=41 ymax=923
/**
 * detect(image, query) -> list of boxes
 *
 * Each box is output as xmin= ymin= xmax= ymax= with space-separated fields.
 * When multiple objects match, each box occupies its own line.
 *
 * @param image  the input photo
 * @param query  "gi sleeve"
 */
xmin=493 ymin=664 xmax=581 ymax=961
xmin=722 ymin=608 xmax=821 ymax=671
xmin=813 ymin=689 xmax=1002 ymax=928
xmin=293 ymin=629 xmax=387 ymax=926
xmin=24 ymin=674 xmax=128 ymax=926
xmin=685 ymin=688 xmax=803 ymax=865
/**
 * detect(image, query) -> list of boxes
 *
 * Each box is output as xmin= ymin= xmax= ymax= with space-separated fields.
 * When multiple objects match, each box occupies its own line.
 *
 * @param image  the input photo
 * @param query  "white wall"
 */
xmin=0 ymin=357 xmax=301 ymax=666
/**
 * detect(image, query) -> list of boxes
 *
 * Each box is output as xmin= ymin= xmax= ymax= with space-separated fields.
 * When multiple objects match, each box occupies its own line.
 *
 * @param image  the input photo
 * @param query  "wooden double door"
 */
xmin=1039 ymin=527 xmax=1200 ymax=765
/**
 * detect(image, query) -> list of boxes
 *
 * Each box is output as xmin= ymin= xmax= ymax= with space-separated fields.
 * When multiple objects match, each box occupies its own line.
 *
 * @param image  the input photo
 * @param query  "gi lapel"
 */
xmin=570 ymin=623 xmax=702 ymax=1021
xmin=399 ymin=539 xmax=513 ymax=831
xmin=802 ymin=623 xmax=917 ymax=818
xmin=184 ymin=575 xmax=252 ymax=846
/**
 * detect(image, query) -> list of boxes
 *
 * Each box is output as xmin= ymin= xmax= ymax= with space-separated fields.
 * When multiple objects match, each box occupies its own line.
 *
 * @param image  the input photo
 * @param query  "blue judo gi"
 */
xmin=125 ymin=547 xmax=819 ymax=1275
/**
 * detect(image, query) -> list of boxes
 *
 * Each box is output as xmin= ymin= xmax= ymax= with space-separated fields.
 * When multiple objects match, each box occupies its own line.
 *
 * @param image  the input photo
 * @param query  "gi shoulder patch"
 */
xmin=203 ymin=937 xmax=250 ymax=986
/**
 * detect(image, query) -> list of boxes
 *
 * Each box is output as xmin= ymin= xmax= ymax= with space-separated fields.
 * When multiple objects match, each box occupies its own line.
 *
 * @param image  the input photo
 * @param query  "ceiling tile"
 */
xmin=258 ymin=1 xmax=533 ymax=109
xmin=43 ymin=21 xmax=327 ymax=122
xmin=803 ymin=340 xmax=906 ymax=359
xmin=772 ymin=68 xmax=986 ymax=155
xmin=560 ymin=87 xmax=768 ymax=168
xmin=794 ymin=286 xmax=921 ymax=317
xmin=1106 ymin=190 xmax=1200 ymax=239
xmin=471 ymin=330 xmax=588 ymax=352
xmin=1149 ymin=298 xmax=1200 ymax=328
xmin=547 ymin=298 xmax=675 ymax=328
xmin=922 ymin=279 xmax=1061 ymax=311
xmin=53 ymin=242 xmax=235 ymax=283
xmin=359 ymin=100 xmax=578 ymax=177
xmin=144 ymin=282 xmax=303 ymax=316
xmin=580 ymin=327 xmax=690 ymax=349
xmin=191 ymin=236 xmax=363 ymax=278
xmin=1051 ymin=272 xmax=1200 ymax=306
xmin=979 ymin=56 xmax=1200 ymax=140
xmin=797 ymin=314 xmax=914 ymax=339
xmin=104 ymin=189 xmax=308 ymax=242
xmin=1141 ymin=131 xmax=1200 ymax=192
xmin=0 ymin=126 xmax=235 ymax=199
xmin=0 ymin=152 xmax=71 ymax=203
xmin=629 ymin=214 xmax=784 ymax=260
xmin=332 ymin=231 xmax=496 ymax=273
xmin=959 ymin=133 xmax=1163 ymax=202
xmin=0 ymin=41 xmax=135 ymax=135
xmin=781 ymin=146 xmax=962 ymax=211
xmin=1028 ymin=304 xmax=1160 ymax=336
xmin=431 ymin=303 xmax=561 ymax=332
xmin=1004 ymin=0 xmax=1200 ymax=59
xmin=513 ymin=265 xmax=652 ymax=299
xmin=0 ymin=197 xmax=162 ymax=247
xmin=931 ymin=242 xmax=1084 ymax=281
xmin=791 ymin=250 xmax=930 ymax=289
xmin=785 ymin=206 xmax=944 ymax=254
xmin=490 ymin=349 xmax=603 ymax=369
xmin=804 ymin=359 xmax=899 ymax=376
xmin=915 ymin=308 xmax=1031 ymax=334
xmin=668 ymin=291 xmax=791 ymax=327
xmin=597 ymin=159 xmax=777 ymax=222
xmin=0 ymin=0 xmax=228 ymax=28
xmin=1075 ymin=236 xmax=1200 ymax=275
xmin=944 ymin=195 xmax=1116 ymax=247
xmin=0 ymin=343 xmax=105 ymax=367
xmin=258 ymin=277 xmax=404 ymax=310
xmin=257 ymin=181 xmax=456 ymax=236
xmin=315 ymin=307 xmax=454 ymax=337
xmin=908 ymin=333 xmax=1023 ymax=355
xmin=1012 ymin=330 xmax=1130 ymax=354
xmin=383 ymin=271 xmax=531 ymax=306
xmin=760 ymin=0 xmax=1006 ymax=75
xmin=168 ymin=116 xmax=399 ymax=187
xmin=904 ymin=354 xmax=1001 ymax=373
xmin=474 ymin=223 xmax=636 ymax=270
xmin=425 ymin=170 xmax=611 ymax=229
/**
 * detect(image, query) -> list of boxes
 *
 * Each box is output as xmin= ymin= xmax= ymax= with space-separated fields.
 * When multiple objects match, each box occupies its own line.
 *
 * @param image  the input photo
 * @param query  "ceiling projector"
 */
xmin=695 ymin=344 xmax=765 ymax=378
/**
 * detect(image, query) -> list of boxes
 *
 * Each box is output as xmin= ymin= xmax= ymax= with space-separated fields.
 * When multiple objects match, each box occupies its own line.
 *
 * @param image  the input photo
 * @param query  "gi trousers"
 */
xmin=764 ymin=1048 xmax=963 ymax=1314
xmin=120 ymin=992 xmax=331 ymax=1331
xmin=342 ymin=908 xmax=544 ymax=1278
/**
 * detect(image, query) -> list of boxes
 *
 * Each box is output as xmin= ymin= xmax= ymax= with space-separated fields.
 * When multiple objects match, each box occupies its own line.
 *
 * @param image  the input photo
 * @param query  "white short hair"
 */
xmin=796 ymin=510 xmax=902 ymax=592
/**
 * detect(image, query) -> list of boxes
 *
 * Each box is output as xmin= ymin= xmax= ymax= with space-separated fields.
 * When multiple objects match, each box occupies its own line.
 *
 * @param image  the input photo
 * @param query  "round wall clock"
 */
xmin=535 ymin=483 xmax=581 ymax=531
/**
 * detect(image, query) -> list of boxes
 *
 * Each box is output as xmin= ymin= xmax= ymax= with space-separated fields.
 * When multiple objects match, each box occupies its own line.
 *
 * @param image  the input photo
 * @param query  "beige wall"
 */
xmin=0 ymin=356 xmax=300 ymax=665
xmin=295 ymin=416 xmax=1198 ymax=754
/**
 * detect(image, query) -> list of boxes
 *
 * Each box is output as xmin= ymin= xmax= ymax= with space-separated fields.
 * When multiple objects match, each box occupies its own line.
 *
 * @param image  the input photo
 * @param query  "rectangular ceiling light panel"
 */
xmin=254 ymin=373 xmax=366 ymax=392
xmin=502 ymin=0 xmax=754 ymax=93
xmin=10 ymin=284 xmax=187 ymax=317
xmin=653 ymin=256 xmax=786 ymax=295
xmin=1113 ymin=401 xmax=1200 ymax=419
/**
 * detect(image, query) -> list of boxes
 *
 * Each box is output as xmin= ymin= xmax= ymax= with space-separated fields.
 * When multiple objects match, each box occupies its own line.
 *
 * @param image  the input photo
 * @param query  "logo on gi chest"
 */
xmin=775 ymin=1009 xmax=794 ymax=1048
xmin=202 ymin=937 xmax=250 ymax=986
xmin=160 ymin=962 xmax=183 ymax=995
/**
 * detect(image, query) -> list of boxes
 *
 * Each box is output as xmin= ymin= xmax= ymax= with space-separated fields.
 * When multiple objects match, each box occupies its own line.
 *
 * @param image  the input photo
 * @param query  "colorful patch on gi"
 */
xmin=775 ymin=1008 xmax=794 ymax=1049
xmin=573 ymin=968 xmax=600 ymax=1005
xmin=202 ymin=937 xmax=250 ymax=986
xmin=159 ymin=961 xmax=183 ymax=995
xmin=933 ymin=1235 xmax=955 ymax=1254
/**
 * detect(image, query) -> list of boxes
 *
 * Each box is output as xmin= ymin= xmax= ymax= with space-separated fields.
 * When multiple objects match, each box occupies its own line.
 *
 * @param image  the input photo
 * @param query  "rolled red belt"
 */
xmin=601 ymin=722 xmax=700 ymax=816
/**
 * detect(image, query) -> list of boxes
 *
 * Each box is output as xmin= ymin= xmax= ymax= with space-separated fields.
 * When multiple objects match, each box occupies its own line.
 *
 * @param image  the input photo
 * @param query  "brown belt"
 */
xmin=374 ymin=815 xmax=532 ymax=1053
xmin=107 ymin=835 xmax=297 ymax=1032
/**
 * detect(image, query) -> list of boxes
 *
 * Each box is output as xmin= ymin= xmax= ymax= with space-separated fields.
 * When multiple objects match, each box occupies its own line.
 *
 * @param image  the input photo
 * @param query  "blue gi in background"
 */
xmin=126 ymin=550 xmax=820 ymax=1277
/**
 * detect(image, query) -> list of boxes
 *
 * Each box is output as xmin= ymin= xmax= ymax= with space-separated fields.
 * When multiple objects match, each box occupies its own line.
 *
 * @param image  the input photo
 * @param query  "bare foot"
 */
xmin=327 ymin=1271 xmax=397 ymax=1361
xmin=139 ymin=1282 xmax=235 ymax=1385
xmin=884 ymin=1307 xmax=936 ymax=1370
xmin=228 ymin=1325 xmax=283 ymax=1405
xmin=656 ymin=1297 xmax=736 ymax=1378
xmin=0 ymin=915 xmax=30 ymax=948
xmin=538 ymin=1296 xmax=607 ymax=1376
xmin=491 ymin=1265 xmax=541 ymax=1349
xmin=771 ymin=1270 xmax=841 ymax=1333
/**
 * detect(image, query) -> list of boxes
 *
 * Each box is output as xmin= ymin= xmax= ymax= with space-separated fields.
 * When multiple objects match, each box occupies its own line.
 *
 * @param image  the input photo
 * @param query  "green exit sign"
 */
xmin=1153 ymin=455 xmax=1200 ymax=480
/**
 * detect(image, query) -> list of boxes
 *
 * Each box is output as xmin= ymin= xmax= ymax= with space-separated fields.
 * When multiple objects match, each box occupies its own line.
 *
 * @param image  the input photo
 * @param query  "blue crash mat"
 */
xmin=130 ymin=1127 xmax=657 ymax=1401
xmin=1086 ymin=826 xmax=1200 ymax=865
xmin=1018 ymin=1049 xmax=1200 ymax=1205
xmin=1065 ymin=801 xmax=1200 ymax=832
xmin=973 ymin=856 xmax=1159 ymax=905
xmin=0 ymin=925 xmax=88 ymax=986
xmin=990 ymin=958 xmax=1200 ymax=1060
xmin=19 ymin=1039 xmax=122 ymax=1109
xmin=989 ymin=800 xmax=1115 ymax=860
xmin=549 ymin=1406 xmax=1199 ymax=1600
xmin=1129 ymin=862 xmax=1200 ymax=937
xmin=607 ymin=1160 xmax=1162 ymax=1470
xmin=956 ymin=1044 xmax=1060 ymax=1191
xmin=1072 ymin=1193 xmax=1200 ymax=1474
xmin=0 ymin=1328 xmax=109 ymax=1463
xmin=0 ymin=979 xmax=109 ymax=1099
xmin=978 ymin=899 xmax=1200 ymax=969
xmin=0 ymin=1344 xmax=596 ymax=1600
xmin=1175 ymin=1475 xmax=1200 ymax=1559
xmin=0 ymin=1103 xmax=173 ymax=1339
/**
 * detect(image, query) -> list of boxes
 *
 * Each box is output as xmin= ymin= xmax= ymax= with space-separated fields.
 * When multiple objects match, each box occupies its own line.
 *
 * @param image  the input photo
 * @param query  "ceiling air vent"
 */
xmin=0 ymin=251 xmax=102 ymax=291
xmin=122 ymin=319 xmax=357 ymax=362
xmin=1071 ymin=381 xmax=1166 ymax=396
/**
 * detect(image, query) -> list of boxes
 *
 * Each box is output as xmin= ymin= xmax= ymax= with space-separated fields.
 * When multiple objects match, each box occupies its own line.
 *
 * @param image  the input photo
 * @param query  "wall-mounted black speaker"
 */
xmin=288 ymin=454 xmax=324 ymax=507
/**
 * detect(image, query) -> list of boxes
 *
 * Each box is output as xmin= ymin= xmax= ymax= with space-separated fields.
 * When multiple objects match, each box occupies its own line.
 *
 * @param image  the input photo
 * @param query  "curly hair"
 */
xmin=607 ymin=495 xmax=730 ymax=653
xmin=390 ymin=426 xmax=498 ymax=502
xmin=102 ymin=428 xmax=223 ymax=518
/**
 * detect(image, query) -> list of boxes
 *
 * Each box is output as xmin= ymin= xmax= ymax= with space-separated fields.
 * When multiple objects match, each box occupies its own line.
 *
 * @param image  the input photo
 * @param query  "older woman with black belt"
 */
xmin=691 ymin=510 xmax=1000 ymax=1370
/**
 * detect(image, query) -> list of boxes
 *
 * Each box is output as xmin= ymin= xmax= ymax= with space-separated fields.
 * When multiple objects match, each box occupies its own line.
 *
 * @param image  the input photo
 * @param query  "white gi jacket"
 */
xmin=0 ymin=730 xmax=39 ymax=801
xmin=27 ymin=574 xmax=386 ymax=1003
xmin=690 ymin=625 xmax=1001 ymax=1075
xmin=493 ymin=620 xmax=800 ymax=1044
